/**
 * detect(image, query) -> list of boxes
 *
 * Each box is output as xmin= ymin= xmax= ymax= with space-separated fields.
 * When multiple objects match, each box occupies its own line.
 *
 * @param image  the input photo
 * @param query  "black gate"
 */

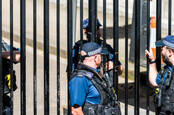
xmin=0 ymin=0 xmax=173 ymax=115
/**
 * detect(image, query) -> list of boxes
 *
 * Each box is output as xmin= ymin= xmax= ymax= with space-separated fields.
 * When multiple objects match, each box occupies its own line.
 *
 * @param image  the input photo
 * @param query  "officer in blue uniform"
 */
xmin=1 ymin=40 xmax=20 ymax=115
xmin=145 ymin=35 xmax=174 ymax=115
xmin=72 ymin=18 xmax=123 ymax=76
xmin=69 ymin=42 xmax=121 ymax=115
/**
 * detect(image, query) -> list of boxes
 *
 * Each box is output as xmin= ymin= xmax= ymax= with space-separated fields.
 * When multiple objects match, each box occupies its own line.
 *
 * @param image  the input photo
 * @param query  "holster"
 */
xmin=83 ymin=104 xmax=121 ymax=115
xmin=4 ymin=70 xmax=17 ymax=94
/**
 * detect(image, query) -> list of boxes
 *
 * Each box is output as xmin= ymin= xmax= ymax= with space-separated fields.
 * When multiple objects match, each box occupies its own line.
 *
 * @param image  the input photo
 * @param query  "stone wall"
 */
xmin=51 ymin=0 xmax=174 ymax=30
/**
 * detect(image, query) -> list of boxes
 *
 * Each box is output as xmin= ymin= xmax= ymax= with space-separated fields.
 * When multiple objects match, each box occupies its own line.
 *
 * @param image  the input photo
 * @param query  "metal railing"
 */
xmin=0 ymin=0 xmax=173 ymax=115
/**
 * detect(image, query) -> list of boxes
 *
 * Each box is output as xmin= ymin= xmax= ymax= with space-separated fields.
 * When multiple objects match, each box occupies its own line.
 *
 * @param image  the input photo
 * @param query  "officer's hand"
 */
xmin=2 ymin=51 xmax=20 ymax=63
xmin=145 ymin=49 xmax=155 ymax=61
xmin=106 ymin=61 xmax=113 ymax=71
xmin=117 ymin=65 xmax=123 ymax=75
xmin=106 ymin=61 xmax=123 ymax=75
xmin=14 ymin=51 xmax=20 ymax=63
xmin=72 ymin=106 xmax=84 ymax=115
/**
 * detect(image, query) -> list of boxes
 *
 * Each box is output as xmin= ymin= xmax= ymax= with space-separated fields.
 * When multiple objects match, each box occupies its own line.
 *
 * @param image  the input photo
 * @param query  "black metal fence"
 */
xmin=0 ymin=0 xmax=173 ymax=115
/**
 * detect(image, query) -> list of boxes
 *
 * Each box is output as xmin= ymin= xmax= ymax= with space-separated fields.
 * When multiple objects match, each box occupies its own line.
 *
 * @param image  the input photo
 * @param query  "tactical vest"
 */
xmin=154 ymin=67 xmax=174 ymax=113
xmin=71 ymin=64 xmax=121 ymax=115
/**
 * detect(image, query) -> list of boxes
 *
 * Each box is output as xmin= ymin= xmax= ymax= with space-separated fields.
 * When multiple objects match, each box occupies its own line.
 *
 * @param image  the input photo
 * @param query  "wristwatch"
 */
xmin=149 ymin=60 xmax=156 ymax=64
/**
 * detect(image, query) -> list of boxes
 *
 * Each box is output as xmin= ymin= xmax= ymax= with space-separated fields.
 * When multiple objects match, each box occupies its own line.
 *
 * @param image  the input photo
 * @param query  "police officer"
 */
xmin=72 ymin=18 xmax=123 ymax=75
xmin=69 ymin=42 xmax=121 ymax=115
xmin=1 ymin=40 xmax=20 ymax=115
xmin=145 ymin=35 xmax=174 ymax=115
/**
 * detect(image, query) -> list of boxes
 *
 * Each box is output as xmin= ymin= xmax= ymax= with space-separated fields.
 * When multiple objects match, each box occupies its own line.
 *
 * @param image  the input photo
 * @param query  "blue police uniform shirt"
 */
xmin=156 ymin=65 xmax=174 ymax=88
xmin=69 ymin=67 xmax=101 ymax=107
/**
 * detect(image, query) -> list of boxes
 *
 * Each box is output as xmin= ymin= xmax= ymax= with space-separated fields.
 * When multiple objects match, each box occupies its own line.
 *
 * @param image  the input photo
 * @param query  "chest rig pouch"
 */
xmin=71 ymin=64 xmax=121 ymax=115
xmin=3 ymin=58 xmax=17 ymax=94
xmin=155 ymin=68 xmax=174 ymax=113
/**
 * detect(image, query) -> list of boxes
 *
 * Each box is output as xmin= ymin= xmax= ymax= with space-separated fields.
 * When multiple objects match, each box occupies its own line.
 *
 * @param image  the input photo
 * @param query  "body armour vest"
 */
xmin=155 ymin=68 xmax=174 ymax=113
xmin=71 ymin=64 xmax=121 ymax=115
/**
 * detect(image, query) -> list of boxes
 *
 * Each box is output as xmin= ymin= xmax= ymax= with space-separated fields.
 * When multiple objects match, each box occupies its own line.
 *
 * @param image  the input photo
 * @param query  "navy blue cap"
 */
xmin=81 ymin=42 xmax=102 ymax=57
xmin=155 ymin=35 xmax=174 ymax=49
xmin=83 ymin=18 xmax=102 ymax=29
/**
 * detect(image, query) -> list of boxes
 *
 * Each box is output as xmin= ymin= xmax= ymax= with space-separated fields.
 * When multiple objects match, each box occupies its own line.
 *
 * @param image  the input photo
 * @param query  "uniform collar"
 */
xmin=77 ymin=63 xmax=99 ymax=73
xmin=88 ymin=66 xmax=99 ymax=73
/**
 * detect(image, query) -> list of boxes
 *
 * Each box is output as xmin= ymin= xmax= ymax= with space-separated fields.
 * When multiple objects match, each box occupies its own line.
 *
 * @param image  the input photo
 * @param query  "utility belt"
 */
xmin=83 ymin=104 xmax=121 ymax=115
xmin=3 ymin=95 xmax=11 ymax=115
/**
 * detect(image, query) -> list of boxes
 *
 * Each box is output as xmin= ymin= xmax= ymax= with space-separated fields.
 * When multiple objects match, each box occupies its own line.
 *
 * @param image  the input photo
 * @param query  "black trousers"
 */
xmin=3 ymin=95 xmax=11 ymax=115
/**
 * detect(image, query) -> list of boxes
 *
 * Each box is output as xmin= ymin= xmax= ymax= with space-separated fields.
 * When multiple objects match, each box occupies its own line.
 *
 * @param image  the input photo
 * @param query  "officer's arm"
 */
xmin=145 ymin=50 xmax=158 ymax=87
xmin=69 ymin=76 xmax=88 ymax=115
xmin=149 ymin=61 xmax=158 ymax=87
xmin=2 ymin=51 xmax=20 ymax=63
xmin=72 ymin=105 xmax=84 ymax=115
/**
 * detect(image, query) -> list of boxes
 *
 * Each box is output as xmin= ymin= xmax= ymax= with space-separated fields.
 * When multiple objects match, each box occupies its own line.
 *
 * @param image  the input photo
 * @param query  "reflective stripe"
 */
xmin=163 ymin=40 xmax=174 ymax=49
xmin=87 ymin=47 xmax=102 ymax=56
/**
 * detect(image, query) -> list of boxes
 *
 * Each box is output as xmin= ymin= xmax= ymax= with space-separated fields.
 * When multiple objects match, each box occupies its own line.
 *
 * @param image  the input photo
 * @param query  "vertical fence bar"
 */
xmin=146 ymin=0 xmax=150 ymax=115
xmin=72 ymin=0 xmax=77 ymax=46
xmin=80 ymin=0 xmax=83 ymax=52
xmin=88 ymin=0 xmax=97 ymax=42
xmin=125 ymin=0 xmax=128 ymax=114
xmin=10 ymin=0 xmax=14 ymax=114
xmin=113 ymin=0 xmax=119 ymax=96
xmin=33 ymin=0 xmax=37 ymax=114
xmin=168 ymin=0 xmax=172 ymax=35
xmin=103 ymin=0 xmax=106 ymax=47
xmin=0 ymin=0 xmax=2 ymax=114
xmin=134 ymin=0 xmax=140 ymax=114
xmin=20 ymin=0 xmax=26 ymax=114
xmin=57 ymin=0 xmax=60 ymax=114
xmin=156 ymin=0 xmax=162 ymax=71
xmin=67 ymin=0 xmax=73 ymax=114
xmin=102 ymin=0 xmax=106 ymax=73
xmin=80 ymin=0 xmax=83 ymax=42
xmin=44 ymin=0 xmax=49 ymax=114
